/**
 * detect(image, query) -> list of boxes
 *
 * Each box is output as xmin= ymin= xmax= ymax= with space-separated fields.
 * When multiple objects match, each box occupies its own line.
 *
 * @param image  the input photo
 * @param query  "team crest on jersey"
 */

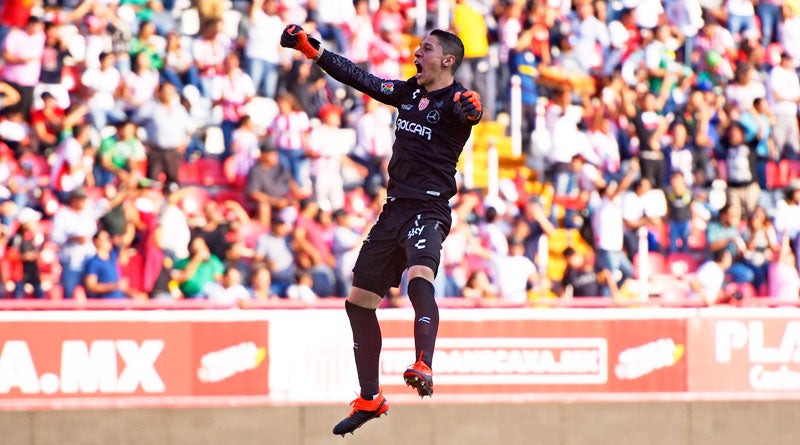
xmin=381 ymin=82 xmax=394 ymax=94
xmin=418 ymin=97 xmax=430 ymax=110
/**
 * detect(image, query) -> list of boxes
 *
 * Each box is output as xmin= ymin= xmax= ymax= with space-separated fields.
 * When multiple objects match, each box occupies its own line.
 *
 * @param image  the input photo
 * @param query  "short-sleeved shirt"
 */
xmin=85 ymin=250 xmax=125 ymax=299
xmin=173 ymin=254 xmax=225 ymax=297
xmin=99 ymin=136 xmax=146 ymax=170
xmin=246 ymin=163 xmax=293 ymax=200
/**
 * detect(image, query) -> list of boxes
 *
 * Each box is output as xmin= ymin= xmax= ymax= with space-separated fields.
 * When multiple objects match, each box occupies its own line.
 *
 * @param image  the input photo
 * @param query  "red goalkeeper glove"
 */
xmin=280 ymin=24 xmax=321 ymax=60
xmin=454 ymin=90 xmax=482 ymax=123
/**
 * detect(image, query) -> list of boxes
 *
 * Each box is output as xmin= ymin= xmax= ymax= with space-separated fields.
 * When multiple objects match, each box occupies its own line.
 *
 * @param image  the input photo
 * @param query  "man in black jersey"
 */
xmin=281 ymin=24 xmax=483 ymax=436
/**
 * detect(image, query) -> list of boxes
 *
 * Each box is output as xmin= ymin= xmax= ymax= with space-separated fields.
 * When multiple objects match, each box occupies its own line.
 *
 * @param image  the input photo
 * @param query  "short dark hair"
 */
xmin=711 ymin=247 xmax=729 ymax=263
xmin=430 ymin=29 xmax=464 ymax=74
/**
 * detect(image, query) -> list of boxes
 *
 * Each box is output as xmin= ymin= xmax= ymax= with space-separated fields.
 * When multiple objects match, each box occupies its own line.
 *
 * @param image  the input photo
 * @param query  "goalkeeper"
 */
xmin=281 ymin=24 xmax=483 ymax=437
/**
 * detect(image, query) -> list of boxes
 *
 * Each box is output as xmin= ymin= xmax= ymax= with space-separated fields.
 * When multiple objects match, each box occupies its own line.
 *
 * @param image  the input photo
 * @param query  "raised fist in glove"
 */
xmin=454 ymin=90 xmax=482 ymax=123
xmin=280 ymin=24 xmax=321 ymax=60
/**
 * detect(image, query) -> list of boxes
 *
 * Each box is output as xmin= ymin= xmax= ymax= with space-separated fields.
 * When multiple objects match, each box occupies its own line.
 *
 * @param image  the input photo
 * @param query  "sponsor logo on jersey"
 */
xmin=396 ymin=118 xmax=432 ymax=140
xmin=435 ymin=100 xmax=444 ymax=108
xmin=426 ymin=110 xmax=440 ymax=123
xmin=401 ymin=104 xmax=413 ymax=110
xmin=412 ymin=89 xmax=420 ymax=99
xmin=418 ymin=97 xmax=430 ymax=110
xmin=381 ymin=82 xmax=394 ymax=94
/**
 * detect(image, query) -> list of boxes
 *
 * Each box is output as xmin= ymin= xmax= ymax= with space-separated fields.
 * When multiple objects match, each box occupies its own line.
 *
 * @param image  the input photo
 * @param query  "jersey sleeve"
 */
xmin=316 ymin=50 xmax=406 ymax=107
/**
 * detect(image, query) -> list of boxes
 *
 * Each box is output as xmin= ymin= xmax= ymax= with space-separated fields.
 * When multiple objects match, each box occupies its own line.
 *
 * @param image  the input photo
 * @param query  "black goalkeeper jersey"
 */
xmin=316 ymin=51 xmax=479 ymax=202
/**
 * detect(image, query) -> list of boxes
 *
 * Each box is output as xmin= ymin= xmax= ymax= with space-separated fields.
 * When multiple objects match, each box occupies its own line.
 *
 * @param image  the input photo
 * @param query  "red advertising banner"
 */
xmin=688 ymin=312 xmax=800 ymax=393
xmin=0 ymin=320 xmax=269 ymax=400
xmin=378 ymin=317 xmax=687 ymax=393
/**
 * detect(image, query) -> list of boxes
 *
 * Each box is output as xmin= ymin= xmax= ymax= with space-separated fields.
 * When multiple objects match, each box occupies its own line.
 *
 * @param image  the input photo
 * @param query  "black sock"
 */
xmin=345 ymin=300 xmax=382 ymax=398
xmin=407 ymin=277 xmax=438 ymax=368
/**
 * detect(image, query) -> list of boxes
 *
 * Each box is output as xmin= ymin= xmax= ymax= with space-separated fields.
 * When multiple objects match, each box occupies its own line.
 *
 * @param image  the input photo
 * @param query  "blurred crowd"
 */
xmin=0 ymin=0 xmax=799 ymax=304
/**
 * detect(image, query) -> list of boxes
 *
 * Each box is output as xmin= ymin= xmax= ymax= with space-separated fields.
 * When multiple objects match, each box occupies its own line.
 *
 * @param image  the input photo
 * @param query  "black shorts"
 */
xmin=352 ymin=198 xmax=451 ymax=297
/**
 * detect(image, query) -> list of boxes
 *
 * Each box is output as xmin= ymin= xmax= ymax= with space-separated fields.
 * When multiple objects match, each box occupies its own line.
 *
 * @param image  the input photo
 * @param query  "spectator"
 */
xmin=293 ymin=198 xmax=336 ymax=296
xmin=621 ymin=177 xmax=660 ymax=256
xmin=172 ymin=236 xmax=225 ymax=299
xmin=8 ymin=160 xmax=42 ymax=212
xmin=137 ymin=81 xmax=193 ymax=184
xmin=462 ymin=269 xmax=497 ymax=300
xmin=129 ymin=20 xmax=163 ymax=71
xmin=253 ymin=207 xmax=297 ymax=297
xmin=351 ymin=96 xmax=393 ymax=197
xmin=230 ymin=115 xmax=260 ymax=183
xmin=121 ymin=51 xmax=160 ymax=115
xmin=95 ymin=120 xmax=146 ymax=187
xmin=162 ymin=31 xmax=200 ymax=92
xmin=560 ymin=247 xmax=619 ymax=298
xmin=451 ymin=0 xmax=490 ymax=116
xmin=81 ymin=52 xmax=126 ymax=131
xmin=249 ymin=265 xmax=275 ymax=301
xmin=491 ymin=236 xmax=539 ymax=304
xmin=1 ymin=16 xmax=45 ymax=118
xmin=50 ymin=123 xmax=93 ymax=202
xmin=349 ymin=0 xmax=376 ymax=72
xmin=571 ymin=0 xmax=609 ymax=74
xmin=246 ymin=143 xmax=301 ymax=227
xmin=268 ymin=91 xmax=311 ymax=190
xmin=666 ymin=171 xmax=693 ymax=253
xmin=212 ymin=53 xmax=255 ymax=157
xmin=738 ymin=97 xmax=773 ymax=189
xmin=742 ymin=206 xmax=779 ymax=290
xmin=83 ymin=229 xmax=128 ymax=299
xmin=192 ymin=199 xmax=248 ymax=265
xmin=721 ymin=120 xmax=760 ymax=217
xmin=208 ymin=266 xmax=251 ymax=304
xmin=479 ymin=206 xmax=510 ymax=256
xmin=245 ymin=0 xmax=284 ymax=99
xmin=286 ymin=269 xmax=318 ymax=302
xmin=666 ymin=121 xmax=695 ymax=187
xmin=8 ymin=207 xmax=43 ymax=299
xmin=37 ymin=21 xmax=71 ymax=109
xmin=156 ymin=181 xmax=191 ymax=261
xmin=628 ymin=87 xmax=671 ymax=188
xmin=331 ymin=207 xmax=363 ymax=297
xmin=591 ymin=159 xmax=639 ymax=288
xmin=50 ymin=188 xmax=106 ymax=299
xmin=192 ymin=18 xmax=231 ymax=98
xmin=690 ymin=247 xmax=734 ymax=305
xmin=706 ymin=204 xmax=755 ymax=284
xmin=307 ymin=104 xmax=364 ymax=211
xmin=30 ymin=92 xmax=86 ymax=153
xmin=313 ymin=0 xmax=355 ymax=56
xmin=767 ymin=51 xmax=800 ymax=160
xmin=756 ymin=0 xmax=782 ymax=47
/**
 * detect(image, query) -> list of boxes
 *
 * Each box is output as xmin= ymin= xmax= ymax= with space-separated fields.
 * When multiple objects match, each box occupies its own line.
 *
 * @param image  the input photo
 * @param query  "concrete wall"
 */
xmin=1 ymin=401 xmax=798 ymax=445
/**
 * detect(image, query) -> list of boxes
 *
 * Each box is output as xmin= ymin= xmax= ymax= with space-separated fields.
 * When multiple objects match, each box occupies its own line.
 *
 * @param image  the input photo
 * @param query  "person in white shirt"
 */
xmin=50 ymin=188 xmax=110 ymax=299
xmin=726 ymin=0 xmax=756 ymax=38
xmin=490 ymin=236 xmax=539 ymax=304
xmin=245 ymin=0 xmax=285 ymax=98
xmin=212 ymin=53 xmax=255 ymax=157
xmin=81 ymin=52 xmax=126 ymax=130
xmin=767 ymin=52 xmax=800 ymax=159
xmin=780 ymin=6 xmax=800 ymax=64
xmin=351 ymin=97 xmax=393 ymax=196
xmin=51 ymin=124 xmax=92 ymax=202
xmin=591 ymin=158 xmax=640 ymax=288
xmin=691 ymin=248 xmax=734 ymax=305
xmin=306 ymin=104 xmax=365 ymax=211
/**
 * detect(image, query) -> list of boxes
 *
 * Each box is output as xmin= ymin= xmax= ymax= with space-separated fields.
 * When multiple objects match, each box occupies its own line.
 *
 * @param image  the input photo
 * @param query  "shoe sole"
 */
xmin=333 ymin=402 xmax=389 ymax=437
xmin=403 ymin=370 xmax=433 ymax=398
